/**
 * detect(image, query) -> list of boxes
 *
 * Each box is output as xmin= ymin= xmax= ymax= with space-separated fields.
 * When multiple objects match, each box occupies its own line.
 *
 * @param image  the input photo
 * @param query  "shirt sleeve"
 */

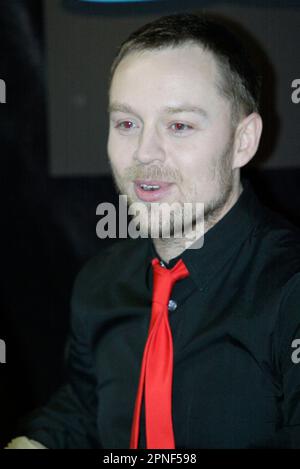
xmin=15 ymin=270 xmax=100 ymax=449
xmin=268 ymin=273 xmax=300 ymax=448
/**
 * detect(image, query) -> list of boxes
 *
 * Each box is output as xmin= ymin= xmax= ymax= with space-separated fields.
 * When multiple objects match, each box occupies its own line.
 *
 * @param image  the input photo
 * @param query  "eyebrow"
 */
xmin=164 ymin=105 xmax=208 ymax=119
xmin=108 ymin=102 xmax=208 ymax=119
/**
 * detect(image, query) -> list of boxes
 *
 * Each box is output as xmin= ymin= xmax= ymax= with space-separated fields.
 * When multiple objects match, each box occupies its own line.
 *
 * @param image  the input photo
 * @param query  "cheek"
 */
xmin=171 ymin=141 xmax=208 ymax=179
xmin=177 ymin=132 xmax=227 ymax=174
xmin=107 ymin=135 xmax=133 ymax=172
xmin=107 ymin=133 xmax=116 ymax=163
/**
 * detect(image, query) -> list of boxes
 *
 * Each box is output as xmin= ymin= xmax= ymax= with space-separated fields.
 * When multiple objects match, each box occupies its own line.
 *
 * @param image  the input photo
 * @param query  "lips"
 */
xmin=134 ymin=179 xmax=175 ymax=202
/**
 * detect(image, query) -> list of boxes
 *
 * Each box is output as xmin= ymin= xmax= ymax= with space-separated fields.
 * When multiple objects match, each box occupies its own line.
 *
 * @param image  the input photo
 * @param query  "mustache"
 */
xmin=123 ymin=165 xmax=183 ymax=184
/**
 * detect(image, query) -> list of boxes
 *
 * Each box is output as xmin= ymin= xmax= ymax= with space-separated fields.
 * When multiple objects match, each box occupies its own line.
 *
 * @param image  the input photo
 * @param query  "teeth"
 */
xmin=140 ymin=183 xmax=160 ymax=191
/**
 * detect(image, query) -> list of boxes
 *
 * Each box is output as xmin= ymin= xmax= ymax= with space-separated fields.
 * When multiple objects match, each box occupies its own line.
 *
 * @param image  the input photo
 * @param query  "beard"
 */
xmin=108 ymin=136 xmax=235 ymax=240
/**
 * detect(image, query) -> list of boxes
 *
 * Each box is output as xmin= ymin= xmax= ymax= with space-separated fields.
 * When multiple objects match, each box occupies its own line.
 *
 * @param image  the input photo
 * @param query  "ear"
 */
xmin=232 ymin=112 xmax=263 ymax=169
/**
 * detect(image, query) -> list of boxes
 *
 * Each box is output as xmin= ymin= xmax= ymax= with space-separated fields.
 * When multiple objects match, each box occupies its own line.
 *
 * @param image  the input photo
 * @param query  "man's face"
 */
xmin=107 ymin=43 xmax=236 ymax=237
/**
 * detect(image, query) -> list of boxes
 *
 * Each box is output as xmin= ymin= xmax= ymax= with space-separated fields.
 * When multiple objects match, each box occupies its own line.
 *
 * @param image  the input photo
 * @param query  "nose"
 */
xmin=134 ymin=125 xmax=166 ymax=164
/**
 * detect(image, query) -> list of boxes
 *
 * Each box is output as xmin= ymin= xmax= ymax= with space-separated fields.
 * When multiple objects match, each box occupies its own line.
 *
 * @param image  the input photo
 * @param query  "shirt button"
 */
xmin=168 ymin=299 xmax=177 ymax=312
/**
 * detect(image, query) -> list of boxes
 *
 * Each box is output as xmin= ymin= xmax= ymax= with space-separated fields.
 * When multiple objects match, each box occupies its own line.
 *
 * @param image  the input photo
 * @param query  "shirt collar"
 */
xmin=146 ymin=176 xmax=265 ymax=291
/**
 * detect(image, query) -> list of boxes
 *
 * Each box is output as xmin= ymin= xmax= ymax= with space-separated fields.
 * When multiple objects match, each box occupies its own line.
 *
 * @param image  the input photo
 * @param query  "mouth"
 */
xmin=133 ymin=179 xmax=175 ymax=202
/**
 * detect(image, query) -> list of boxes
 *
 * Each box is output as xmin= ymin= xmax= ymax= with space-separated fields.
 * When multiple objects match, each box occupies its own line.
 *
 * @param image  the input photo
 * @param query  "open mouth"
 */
xmin=133 ymin=179 xmax=175 ymax=202
xmin=139 ymin=183 xmax=161 ymax=191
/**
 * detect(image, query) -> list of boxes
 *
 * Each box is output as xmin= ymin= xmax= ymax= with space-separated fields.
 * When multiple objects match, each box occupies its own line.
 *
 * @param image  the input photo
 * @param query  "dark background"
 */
xmin=0 ymin=0 xmax=299 ymax=446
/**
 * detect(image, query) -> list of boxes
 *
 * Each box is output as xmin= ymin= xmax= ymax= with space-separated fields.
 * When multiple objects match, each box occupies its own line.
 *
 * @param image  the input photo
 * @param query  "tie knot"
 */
xmin=151 ymin=257 xmax=190 ymax=306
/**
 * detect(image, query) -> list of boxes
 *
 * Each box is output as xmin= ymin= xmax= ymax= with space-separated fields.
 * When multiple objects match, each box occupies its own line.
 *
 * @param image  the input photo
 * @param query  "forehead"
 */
xmin=109 ymin=44 xmax=223 ymax=109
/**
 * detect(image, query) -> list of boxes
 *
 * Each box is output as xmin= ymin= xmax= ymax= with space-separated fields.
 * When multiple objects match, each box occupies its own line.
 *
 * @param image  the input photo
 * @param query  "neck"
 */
xmin=153 ymin=179 xmax=243 ymax=264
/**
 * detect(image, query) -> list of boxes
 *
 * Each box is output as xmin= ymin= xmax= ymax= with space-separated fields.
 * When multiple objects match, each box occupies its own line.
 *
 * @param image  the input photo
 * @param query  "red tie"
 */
xmin=130 ymin=257 xmax=190 ymax=449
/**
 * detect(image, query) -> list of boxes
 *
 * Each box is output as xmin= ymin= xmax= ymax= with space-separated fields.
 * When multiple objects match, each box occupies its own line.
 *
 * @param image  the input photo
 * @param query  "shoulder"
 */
xmin=255 ymin=206 xmax=300 ymax=365
xmin=272 ymin=271 xmax=300 ymax=373
xmin=70 ymin=237 xmax=148 ymax=307
xmin=246 ymin=199 xmax=300 ymax=371
xmin=253 ymin=200 xmax=300 ymax=280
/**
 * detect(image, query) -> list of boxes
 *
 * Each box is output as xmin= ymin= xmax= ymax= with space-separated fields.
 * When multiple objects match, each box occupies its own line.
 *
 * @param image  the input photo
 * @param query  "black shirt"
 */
xmin=22 ymin=177 xmax=300 ymax=448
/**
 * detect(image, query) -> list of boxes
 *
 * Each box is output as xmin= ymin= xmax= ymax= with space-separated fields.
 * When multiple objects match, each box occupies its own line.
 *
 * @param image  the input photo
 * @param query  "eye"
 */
xmin=170 ymin=122 xmax=193 ymax=133
xmin=115 ymin=120 xmax=137 ymax=131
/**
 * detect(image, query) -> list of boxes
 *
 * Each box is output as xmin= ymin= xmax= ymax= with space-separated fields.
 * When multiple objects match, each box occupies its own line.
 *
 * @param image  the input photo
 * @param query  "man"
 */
xmin=6 ymin=13 xmax=300 ymax=449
